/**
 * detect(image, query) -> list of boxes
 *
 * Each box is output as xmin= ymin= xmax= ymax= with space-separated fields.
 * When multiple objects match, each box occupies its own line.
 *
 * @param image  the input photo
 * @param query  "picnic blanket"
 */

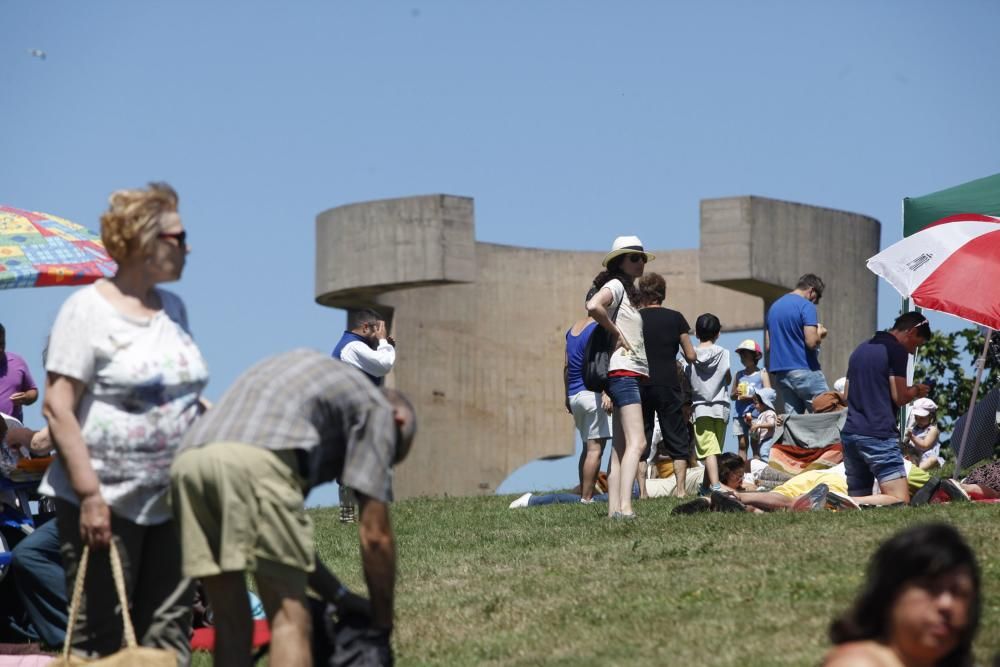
xmin=190 ymin=619 xmax=271 ymax=652
xmin=768 ymin=412 xmax=847 ymax=476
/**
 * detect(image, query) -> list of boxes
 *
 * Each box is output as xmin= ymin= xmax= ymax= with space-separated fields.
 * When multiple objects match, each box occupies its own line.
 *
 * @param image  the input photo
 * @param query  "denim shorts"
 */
xmin=773 ymin=369 xmax=829 ymax=414
xmin=606 ymin=375 xmax=642 ymax=408
xmin=841 ymin=432 xmax=907 ymax=496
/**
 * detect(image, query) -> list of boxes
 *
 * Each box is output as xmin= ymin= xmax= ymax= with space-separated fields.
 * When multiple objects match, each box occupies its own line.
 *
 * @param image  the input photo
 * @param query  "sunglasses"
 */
xmin=158 ymin=231 xmax=187 ymax=247
xmin=627 ymin=253 xmax=647 ymax=263
xmin=909 ymin=316 xmax=929 ymax=334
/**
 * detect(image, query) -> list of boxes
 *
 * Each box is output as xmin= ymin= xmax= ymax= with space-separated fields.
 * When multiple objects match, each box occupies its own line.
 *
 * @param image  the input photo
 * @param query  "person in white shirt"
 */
xmin=331 ymin=309 xmax=398 ymax=522
xmin=332 ymin=309 xmax=396 ymax=385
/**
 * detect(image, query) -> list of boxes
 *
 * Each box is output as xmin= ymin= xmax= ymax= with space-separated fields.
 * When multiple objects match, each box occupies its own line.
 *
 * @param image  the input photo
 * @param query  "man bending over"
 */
xmin=170 ymin=349 xmax=416 ymax=666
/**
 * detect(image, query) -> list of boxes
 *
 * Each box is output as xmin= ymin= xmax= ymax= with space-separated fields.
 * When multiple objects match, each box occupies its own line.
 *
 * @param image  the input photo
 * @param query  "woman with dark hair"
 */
xmin=637 ymin=272 xmax=697 ymax=497
xmin=585 ymin=236 xmax=651 ymax=519
xmin=825 ymin=523 xmax=981 ymax=667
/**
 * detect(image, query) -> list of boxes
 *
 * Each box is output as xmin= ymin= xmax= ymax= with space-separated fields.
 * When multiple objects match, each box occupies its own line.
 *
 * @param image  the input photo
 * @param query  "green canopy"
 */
xmin=903 ymin=172 xmax=1000 ymax=237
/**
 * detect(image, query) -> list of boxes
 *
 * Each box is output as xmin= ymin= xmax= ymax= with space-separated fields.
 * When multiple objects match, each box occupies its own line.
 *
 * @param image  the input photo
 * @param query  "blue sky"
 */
xmin=2 ymin=1 xmax=999 ymax=504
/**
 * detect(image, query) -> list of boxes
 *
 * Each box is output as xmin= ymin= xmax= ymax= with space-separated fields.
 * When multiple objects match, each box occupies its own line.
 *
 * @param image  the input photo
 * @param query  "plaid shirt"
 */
xmin=180 ymin=348 xmax=396 ymax=502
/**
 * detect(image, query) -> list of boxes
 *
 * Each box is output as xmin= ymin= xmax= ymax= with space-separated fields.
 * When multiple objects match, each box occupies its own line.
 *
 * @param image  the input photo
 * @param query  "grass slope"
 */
xmin=312 ymin=495 xmax=1000 ymax=667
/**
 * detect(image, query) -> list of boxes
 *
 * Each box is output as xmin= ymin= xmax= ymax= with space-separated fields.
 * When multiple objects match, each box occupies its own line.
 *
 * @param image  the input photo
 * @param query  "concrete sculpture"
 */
xmin=316 ymin=194 xmax=880 ymax=498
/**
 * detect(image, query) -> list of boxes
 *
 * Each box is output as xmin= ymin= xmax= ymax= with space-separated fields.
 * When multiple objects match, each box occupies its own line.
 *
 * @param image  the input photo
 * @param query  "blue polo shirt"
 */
xmin=766 ymin=293 xmax=820 ymax=373
xmin=842 ymin=331 xmax=909 ymax=439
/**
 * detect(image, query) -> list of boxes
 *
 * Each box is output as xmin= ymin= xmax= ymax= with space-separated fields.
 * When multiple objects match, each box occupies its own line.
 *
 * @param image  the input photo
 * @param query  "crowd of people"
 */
xmin=0 ymin=183 xmax=412 ymax=666
xmin=534 ymin=234 xmax=992 ymax=663
xmin=543 ymin=234 xmax=1000 ymax=518
xmin=0 ymin=206 xmax=995 ymax=665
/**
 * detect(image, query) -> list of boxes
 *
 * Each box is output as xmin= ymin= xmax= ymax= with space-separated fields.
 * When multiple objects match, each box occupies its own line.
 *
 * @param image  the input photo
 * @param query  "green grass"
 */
xmin=316 ymin=495 xmax=1000 ymax=667
xmin=192 ymin=495 xmax=1000 ymax=665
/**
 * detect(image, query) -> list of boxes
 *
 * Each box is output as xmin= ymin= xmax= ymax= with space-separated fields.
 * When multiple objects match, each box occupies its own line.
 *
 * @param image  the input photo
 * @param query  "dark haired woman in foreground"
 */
xmin=824 ymin=523 xmax=980 ymax=667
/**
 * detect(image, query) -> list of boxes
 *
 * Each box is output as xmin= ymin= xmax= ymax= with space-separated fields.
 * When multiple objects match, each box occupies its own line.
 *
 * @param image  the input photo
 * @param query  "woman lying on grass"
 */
xmin=824 ymin=523 xmax=980 ymax=667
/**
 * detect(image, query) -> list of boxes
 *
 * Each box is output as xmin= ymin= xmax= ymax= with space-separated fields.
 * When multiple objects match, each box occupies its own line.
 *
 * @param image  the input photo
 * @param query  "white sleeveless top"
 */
xmin=604 ymin=279 xmax=648 ymax=377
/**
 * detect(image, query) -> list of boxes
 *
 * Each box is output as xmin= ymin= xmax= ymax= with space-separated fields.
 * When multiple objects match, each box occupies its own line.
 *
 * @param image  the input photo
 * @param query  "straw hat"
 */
xmin=602 ymin=235 xmax=655 ymax=267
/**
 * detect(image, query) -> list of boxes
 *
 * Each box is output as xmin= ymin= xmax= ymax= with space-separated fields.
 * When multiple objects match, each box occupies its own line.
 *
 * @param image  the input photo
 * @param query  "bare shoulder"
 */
xmin=570 ymin=318 xmax=593 ymax=335
xmin=823 ymin=642 xmax=901 ymax=667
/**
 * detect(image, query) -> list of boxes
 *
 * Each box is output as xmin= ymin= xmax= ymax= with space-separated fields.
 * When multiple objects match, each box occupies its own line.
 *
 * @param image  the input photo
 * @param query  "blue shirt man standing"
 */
xmin=765 ymin=274 xmax=829 ymax=414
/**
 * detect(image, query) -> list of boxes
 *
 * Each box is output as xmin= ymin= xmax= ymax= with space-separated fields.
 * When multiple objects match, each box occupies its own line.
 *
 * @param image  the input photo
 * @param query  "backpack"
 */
xmin=582 ymin=286 xmax=625 ymax=392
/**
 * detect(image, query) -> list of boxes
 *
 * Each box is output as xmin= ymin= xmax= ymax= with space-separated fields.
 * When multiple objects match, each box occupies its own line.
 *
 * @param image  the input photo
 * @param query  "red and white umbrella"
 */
xmin=867 ymin=212 xmax=1000 ymax=477
xmin=866 ymin=213 xmax=1000 ymax=330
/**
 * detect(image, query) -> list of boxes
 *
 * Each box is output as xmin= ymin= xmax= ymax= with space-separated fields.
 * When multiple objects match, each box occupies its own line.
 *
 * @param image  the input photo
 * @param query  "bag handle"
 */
xmin=611 ymin=286 xmax=624 ymax=323
xmin=62 ymin=540 xmax=139 ymax=660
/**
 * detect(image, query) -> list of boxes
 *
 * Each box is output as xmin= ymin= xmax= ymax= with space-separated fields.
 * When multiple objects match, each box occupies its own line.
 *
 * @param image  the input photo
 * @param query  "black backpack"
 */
xmin=582 ymin=289 xmax=624 ymax=392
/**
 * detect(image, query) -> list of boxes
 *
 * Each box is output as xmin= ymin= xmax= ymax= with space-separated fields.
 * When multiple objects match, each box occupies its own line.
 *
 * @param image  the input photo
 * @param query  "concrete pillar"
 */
xmin=700 ymin=196 xmax=881 ymax=384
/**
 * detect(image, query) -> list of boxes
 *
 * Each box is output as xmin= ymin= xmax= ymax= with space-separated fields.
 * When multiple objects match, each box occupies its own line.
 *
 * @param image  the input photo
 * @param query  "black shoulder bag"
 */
xmin=582 ymin=287 xmax=625 ymax=392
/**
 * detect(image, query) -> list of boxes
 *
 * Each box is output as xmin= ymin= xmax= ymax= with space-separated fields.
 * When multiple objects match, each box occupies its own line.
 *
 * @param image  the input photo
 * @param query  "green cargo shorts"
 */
xmin=170 ymin=442 xmax=314 ymax=588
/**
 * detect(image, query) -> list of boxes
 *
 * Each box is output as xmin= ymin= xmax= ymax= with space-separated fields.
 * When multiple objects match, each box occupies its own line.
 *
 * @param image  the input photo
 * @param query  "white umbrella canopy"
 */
xmin=866 ymin=213 xmax=1000 ymax=330
xmin=867 ymin=213 xmax=1000 ymax=477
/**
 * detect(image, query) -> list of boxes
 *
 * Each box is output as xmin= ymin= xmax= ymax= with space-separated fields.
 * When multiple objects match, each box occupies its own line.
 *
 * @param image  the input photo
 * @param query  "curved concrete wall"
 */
xmin=316 ymin=194 xmax=880 ymax=498
xmin=316 ymin=195 xmax=476 ymax=309
xmin=376 ymin=243 xmax=763 ymax=498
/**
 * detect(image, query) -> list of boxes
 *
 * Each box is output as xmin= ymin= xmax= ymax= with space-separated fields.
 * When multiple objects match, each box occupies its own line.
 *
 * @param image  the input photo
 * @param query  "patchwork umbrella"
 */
xmin=867 ymin=213 xmax=1000 ymax=476
xmin=0 ymin=205 xmax=116 ymax=289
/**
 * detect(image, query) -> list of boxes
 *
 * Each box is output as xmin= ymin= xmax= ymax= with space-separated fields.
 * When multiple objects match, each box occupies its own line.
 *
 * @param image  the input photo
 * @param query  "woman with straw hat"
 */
xmin=586 ymin=236 xmax=653 ymax=519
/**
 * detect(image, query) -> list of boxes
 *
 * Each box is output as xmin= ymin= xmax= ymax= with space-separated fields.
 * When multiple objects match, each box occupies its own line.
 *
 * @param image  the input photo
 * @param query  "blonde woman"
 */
xmin=40 ymin=183 xmax=208 ymax=664
xmin=586 ymin=235 xmax=651 ymax=519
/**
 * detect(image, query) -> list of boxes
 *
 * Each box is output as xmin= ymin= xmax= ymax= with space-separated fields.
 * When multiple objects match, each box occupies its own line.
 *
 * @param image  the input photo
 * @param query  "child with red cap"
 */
xmin=729 ymin=339 xmax=771 ymax=463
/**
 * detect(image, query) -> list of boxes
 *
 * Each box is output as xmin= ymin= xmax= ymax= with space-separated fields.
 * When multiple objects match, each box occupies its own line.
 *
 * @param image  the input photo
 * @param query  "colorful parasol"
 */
xmin=866 ymin=213 xmax=1000 ymax=331
xmin=0 ymin=204 xmax=117 ymax=289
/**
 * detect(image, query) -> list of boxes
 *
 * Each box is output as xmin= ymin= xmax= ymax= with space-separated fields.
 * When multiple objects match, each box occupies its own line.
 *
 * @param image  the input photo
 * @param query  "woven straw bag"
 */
xmin=48 ymin=541 xmax=177 ymax=666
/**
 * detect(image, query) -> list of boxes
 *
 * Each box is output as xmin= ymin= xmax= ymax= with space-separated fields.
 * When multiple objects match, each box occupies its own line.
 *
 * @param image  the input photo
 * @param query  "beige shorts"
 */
xmin=170 ymin=442 xmax=314 ymax=587
xmin=569 ymin=390 xmax=612 ymax=441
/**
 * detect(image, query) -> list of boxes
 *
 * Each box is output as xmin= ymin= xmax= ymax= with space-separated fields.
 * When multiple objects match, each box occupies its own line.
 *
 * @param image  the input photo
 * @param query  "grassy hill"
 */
xmin=309 ymin=495 xmax=1000 ymax=666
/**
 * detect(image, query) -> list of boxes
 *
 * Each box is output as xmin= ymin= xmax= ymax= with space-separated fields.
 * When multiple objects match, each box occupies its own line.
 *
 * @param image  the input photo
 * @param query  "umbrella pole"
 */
xmin=952 ymin=328 xmax=995 ymax=479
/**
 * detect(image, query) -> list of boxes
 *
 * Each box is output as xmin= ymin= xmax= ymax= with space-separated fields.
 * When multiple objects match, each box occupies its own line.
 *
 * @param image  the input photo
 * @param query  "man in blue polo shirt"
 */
xmin=765 ymin=274 xmax=829 ymax=413
xmin=841 ymin=312 xmax=932 ymax=506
